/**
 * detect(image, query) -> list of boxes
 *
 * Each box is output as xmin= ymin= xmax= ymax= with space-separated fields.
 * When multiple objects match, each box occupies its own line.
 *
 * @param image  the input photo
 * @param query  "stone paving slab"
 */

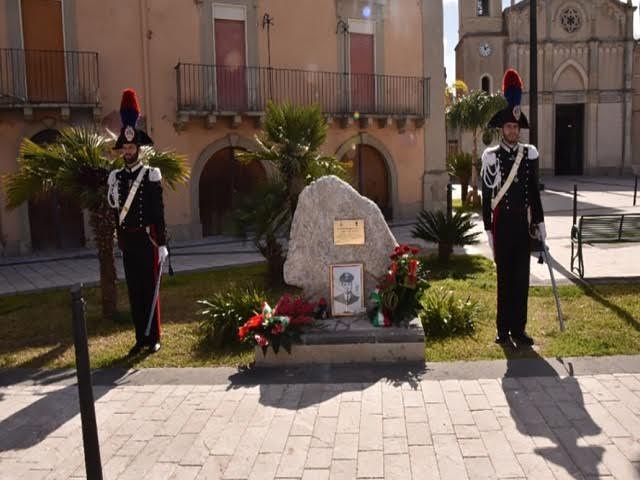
xmin=2 ymin=356 xmax=640 ymax=479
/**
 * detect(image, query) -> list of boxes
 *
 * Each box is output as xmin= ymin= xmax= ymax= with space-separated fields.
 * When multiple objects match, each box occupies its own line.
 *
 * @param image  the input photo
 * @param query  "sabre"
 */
xmin=145 ymin=257 xmax=165 ymax=337
xmin=538 ymin=243 xmax=565 ymax=332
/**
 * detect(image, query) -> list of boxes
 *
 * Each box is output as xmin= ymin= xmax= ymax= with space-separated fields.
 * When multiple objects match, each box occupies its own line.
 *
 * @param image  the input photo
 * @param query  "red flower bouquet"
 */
xmin=369 ymin=244 xmax=429 ymax=326
xmin=238 ymin=295 xmax=318 ymax=355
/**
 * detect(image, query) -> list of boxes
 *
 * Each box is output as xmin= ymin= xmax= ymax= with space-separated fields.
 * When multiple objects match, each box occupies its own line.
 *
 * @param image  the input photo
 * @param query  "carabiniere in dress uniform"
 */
xmin=107 ymin=88 xmax=168 ymax=356
xmin=481 ymin=69 xmax=546 ymax=348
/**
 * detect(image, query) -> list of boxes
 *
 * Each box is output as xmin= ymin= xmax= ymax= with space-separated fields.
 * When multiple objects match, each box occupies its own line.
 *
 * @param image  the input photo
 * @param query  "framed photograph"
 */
xmin=330 ymin=263 xmax=365 ymax=316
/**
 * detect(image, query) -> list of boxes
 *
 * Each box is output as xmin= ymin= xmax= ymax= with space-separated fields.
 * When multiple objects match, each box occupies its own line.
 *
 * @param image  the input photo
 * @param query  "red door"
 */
xmin=215 ymin=19 xmax=247 ymax=112
xmin=349 ymin=33 xmax=375 ymax=113
xmin=21 ymin=0 xmax=67 ymax=102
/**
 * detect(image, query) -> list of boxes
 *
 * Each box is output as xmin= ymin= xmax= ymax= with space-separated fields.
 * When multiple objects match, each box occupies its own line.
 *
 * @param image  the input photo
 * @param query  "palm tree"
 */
xmin=3 ymin=127 xmax=189 ymax=318
xmin=446 ymin=152 xmax=472 ymax=205
xmin=234 ymin=102 xmax=347 ymax=283
xmin=412 ymin=210 xmax=480 ymax=263
xmin=446 ymin=89 xmax=505 ymax=206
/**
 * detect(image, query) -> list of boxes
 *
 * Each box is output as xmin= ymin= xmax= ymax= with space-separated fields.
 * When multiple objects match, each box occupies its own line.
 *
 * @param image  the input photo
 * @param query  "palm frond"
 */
xmin=139 ymin=147 xmax=190 ymax=189
xmin=412 ymin=210 xmax=480 ymax=246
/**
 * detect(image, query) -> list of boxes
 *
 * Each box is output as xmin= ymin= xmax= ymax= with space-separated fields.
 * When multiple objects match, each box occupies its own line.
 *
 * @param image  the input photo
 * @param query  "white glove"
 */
xmin=537 ymin=223 xmax=547 ymax=243
xmin=486 ymin=230 xmax=494 ymax=257
xmin=158 ymin=246 xmax=169 ymax=263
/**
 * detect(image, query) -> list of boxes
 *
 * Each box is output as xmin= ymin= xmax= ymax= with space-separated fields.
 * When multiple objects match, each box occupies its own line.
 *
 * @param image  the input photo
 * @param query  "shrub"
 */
xmin=412 ymin=210 xmax=480 ymax=263
xmin=197 ymin=286 xmax=268 ymax=348
xmin=419 ymin=287 xmax=479 ymax=338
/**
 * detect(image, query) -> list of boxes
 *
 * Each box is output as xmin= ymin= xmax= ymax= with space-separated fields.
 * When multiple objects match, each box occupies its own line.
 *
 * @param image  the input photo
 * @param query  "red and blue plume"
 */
xmin=502 ymin=69 xmax=523 ymax=108
xmin=119 ymin=88 xmax=140 ymax=128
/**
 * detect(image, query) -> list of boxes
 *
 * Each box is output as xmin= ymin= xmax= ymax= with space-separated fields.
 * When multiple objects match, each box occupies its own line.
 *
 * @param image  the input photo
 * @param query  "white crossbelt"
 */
xmin=119 ymin=166 xmax=148 ymax=226
xmin=491 ymin=145 xmax=524 ymax=211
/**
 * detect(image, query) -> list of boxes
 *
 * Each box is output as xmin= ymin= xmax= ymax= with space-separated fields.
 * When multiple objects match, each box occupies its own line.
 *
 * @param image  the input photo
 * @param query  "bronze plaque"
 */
xmin=333 ymin=219 xmax=365 ymax=245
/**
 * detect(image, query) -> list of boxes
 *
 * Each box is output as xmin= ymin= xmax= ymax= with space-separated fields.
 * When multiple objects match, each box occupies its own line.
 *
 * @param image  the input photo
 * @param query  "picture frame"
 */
xmin=330 ymin=263 xmax=365 ymax=316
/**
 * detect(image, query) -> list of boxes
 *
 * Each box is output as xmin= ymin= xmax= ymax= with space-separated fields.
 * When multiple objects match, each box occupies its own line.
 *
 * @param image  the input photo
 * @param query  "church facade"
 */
xmin=456 ymin=0 xmax=640 ymax=176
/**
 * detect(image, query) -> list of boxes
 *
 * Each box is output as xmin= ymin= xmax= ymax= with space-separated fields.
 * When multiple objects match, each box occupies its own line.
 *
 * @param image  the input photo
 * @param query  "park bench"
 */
xmin=570 ymin=185 xmax=640 ymax=278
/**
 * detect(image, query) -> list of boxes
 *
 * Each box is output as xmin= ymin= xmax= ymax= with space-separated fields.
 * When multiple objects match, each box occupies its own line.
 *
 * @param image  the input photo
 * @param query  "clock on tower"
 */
xmin=479 ymin=42 xmax=492 ymax=57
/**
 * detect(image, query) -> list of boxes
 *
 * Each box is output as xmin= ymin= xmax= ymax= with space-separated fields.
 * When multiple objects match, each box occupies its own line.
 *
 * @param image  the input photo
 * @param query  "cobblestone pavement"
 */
xmin=1 ymin=356 xmax=640 ymax=479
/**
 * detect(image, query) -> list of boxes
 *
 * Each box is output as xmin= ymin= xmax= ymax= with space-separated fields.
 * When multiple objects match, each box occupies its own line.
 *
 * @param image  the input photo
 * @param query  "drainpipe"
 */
xmin=622 ymin=1 xmax=634 ymax=174
xmin=140 ymin=0 xmax=153 ymax=132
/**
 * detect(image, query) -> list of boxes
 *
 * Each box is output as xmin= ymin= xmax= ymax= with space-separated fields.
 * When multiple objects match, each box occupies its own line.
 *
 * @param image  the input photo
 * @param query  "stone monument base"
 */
xmin=254 ymin=315 xmax=425 ymax=366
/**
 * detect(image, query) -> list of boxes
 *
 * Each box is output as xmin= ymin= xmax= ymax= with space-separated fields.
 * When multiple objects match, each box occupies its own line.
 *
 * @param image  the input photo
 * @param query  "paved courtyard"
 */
xmin=1 ymin=356 xmax=640 ymax=479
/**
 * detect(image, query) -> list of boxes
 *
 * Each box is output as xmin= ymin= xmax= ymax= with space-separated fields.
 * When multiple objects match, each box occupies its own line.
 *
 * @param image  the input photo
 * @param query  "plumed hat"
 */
xmin=487 ymin=69 xmax=529 ymax=129
xmin=114 ymin=88 xmax=153 ymax=149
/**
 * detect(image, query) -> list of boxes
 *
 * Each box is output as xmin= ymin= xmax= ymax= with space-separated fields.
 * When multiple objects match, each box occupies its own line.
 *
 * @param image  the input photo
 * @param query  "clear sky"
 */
xmin=443 ymin=0 xmax=640 ymax=85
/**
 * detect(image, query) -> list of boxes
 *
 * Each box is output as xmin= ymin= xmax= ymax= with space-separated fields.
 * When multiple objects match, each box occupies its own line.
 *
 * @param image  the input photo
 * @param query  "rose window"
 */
xmin=560 ymin=8 xmax=582 ymax=33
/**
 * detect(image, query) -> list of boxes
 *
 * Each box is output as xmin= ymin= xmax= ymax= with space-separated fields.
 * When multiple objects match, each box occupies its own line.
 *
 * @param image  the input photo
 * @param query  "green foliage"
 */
xmin=446 ymin=152 xmax=472 ymax=182
xmin=446 ymin=90 xmax=506 ymax=133
xmin=197 ymin=286 xmax=269 ymax=348
xmin=446 ymin=90 xmax=506 ymax=205
xmin=419 ymin=287 xmax=479 ymax=338
xmin=412 ymin=210 xmax=480 ymax=262
xmin=233 ymin=102 xmax=347 ymax=282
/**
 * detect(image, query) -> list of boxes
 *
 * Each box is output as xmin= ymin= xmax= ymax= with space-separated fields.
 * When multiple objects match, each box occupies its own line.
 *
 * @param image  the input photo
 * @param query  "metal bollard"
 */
xmin=71 ymin=284 xmax=103 ymax=480
xmin=634 ymin=176 xmax=638 ymax=207
xmin=446 ymin=183 xmax=453 ymax=221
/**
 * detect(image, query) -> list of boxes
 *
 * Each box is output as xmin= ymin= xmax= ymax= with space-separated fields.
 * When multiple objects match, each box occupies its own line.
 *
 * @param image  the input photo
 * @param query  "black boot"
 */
xmin=512 ymin=332 xmax=534 ymax=347
xmin=128 ymin=342 xmax=143 ymax=356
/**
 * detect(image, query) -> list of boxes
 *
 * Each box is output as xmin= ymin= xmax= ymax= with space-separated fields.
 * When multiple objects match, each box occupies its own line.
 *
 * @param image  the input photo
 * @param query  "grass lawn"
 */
xmin=1 ymin=256 xmax=640 ymax=369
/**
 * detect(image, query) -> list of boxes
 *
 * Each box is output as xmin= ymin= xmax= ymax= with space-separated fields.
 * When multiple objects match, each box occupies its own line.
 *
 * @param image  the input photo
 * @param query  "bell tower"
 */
xmin=456 ymin=0 xmax=504 ymax=92
xmin=459 ymin=0 xmax=503 ymax=36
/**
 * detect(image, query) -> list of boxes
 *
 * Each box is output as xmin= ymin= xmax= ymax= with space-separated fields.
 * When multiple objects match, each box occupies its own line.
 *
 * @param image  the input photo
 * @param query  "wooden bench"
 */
xmin=570 ymin=185 xmax=640 ymax=278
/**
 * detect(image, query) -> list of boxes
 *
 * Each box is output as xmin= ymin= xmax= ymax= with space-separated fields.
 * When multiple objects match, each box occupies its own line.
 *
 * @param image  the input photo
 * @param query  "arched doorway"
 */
xmin=341 ymin=143 xmax=391 ymax=219
xmin=199 ymin=147 xmax=266 ymax=236
xmin=28 ymin=129 xmax=86 ymax=251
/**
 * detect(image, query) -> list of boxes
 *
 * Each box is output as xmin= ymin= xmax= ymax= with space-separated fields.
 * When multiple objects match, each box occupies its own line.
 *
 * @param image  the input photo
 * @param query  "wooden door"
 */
xmin=214 ymin=19 xmax=247 ymax=112
xmin=342 ymin=144 xmax=390 ymax=219
xmin=555 ymin=104 xmax=584 ymax=175
xmin=349 ymin=33 xmax=375 ymax=113
xmin=21 ymin=0 xmax=67 ymax=102
xmin=28 ymin=129 xmax=85 ymax=251
xmin=199 ymin=148 xmax=265 ymax=236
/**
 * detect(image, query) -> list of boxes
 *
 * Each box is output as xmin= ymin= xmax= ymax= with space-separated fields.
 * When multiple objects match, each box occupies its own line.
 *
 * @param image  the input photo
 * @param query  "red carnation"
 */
xmin=238 ymin=326 xmax=248 ymax=340
xmin=246 ymin=314 xmax=263 ymax=329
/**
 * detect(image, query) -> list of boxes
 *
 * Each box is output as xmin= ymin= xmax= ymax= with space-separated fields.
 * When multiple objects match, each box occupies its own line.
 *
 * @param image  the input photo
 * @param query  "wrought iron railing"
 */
xmin=176 ymin=63 xmax=430 ymax=118
xmin=0 ymin=49 xmax=100 ymax=106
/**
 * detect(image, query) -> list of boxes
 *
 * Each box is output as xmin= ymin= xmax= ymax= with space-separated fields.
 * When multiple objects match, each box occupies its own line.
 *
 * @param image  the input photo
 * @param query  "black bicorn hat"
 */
xmin=114 ymin=88 xmax=154 ymax=149
xmin=487 ymin=69 xmax=530 ymax=130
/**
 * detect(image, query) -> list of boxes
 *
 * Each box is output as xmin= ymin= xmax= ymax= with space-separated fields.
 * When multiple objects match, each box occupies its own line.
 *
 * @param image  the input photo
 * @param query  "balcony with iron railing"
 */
xmin=175 ymin=63 xmax=430 ymax=130
xmin=0 ymin=48 xmax=100 ymax=118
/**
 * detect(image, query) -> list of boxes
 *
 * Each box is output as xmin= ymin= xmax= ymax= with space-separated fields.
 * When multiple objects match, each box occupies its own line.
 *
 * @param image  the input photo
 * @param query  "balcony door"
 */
xmin=349 ymin=20 xmax=375 ymax=114
xmin=21 ymin=0 xmax=67 ymax=102
xmin=214 ymin=4 xmax=247 ymax=112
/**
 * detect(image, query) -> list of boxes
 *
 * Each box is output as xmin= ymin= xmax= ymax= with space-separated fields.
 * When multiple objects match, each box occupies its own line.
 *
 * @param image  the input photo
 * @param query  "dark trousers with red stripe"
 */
xmin=492 ymin=207 xmax=531 ymax=337
xmin=120 ymin=231 xmax=161 ymax=345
